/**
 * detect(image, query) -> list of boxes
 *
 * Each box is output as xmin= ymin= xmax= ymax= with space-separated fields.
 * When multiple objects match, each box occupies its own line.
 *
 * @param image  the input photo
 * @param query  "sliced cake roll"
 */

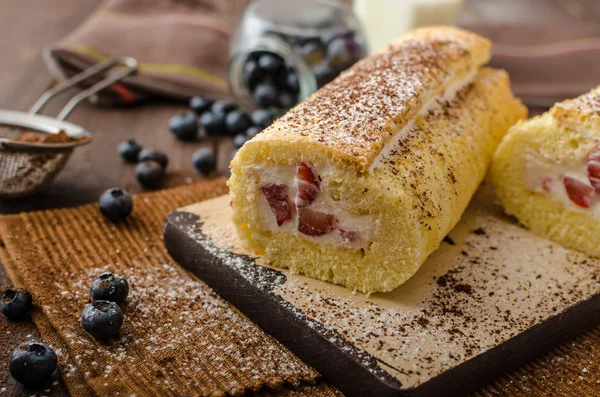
xmin=229 ymin=27 xmax=526 ymax=293
xmin=491 ymin=86 xmax=600 ymax=259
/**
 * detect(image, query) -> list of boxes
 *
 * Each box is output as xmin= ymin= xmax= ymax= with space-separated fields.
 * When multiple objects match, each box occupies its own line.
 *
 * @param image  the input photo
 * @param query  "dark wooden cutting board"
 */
xmin=163 ymin=185 xmax=600 ymax=397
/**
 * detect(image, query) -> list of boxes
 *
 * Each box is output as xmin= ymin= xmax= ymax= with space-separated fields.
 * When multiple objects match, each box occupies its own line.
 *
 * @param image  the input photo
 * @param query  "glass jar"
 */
xmin=228 ymin=0 xmax=367 ymax=112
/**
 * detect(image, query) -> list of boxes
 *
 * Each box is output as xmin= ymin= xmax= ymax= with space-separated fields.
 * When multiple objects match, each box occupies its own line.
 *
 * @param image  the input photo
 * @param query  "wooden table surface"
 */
xmin=0 ymin=0 xmax=597 ymax=395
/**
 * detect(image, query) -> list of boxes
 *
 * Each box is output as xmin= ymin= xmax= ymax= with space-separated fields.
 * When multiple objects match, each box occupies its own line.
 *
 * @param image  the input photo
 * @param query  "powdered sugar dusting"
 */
xmin=253 ymin=29 xmax=485 ymax=171
xmin=50 ymin=263 xmax=318 ymax=395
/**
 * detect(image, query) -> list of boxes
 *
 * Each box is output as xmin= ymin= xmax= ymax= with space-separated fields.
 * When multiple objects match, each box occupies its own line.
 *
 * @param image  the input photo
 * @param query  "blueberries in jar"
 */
xmin=278 ymin=91 xmax=297 ymax=109
xmin=168 ymin=111 xmax=198 ymax=141
xmin=199 ymin=112 xmax=225 ymax=136
xmin=211 ymin=100 xmax=237 ymax=116
xmin=243 ymin=59 xmax=261 ymax=90
xmin=192 ymin=148 xmax=217 ymax=176
xmin=285 ymin=70 xmax=300 ymax=94
xmin=258 ymin=53 xmax=283 ymax=74
xmin=233 ymin=134 xmax=249 ymax=149
xmin=251 ymin=109 xmax=275 ymax=129
xmin=327 ymin=37 xmax=355 ymax=71
xmin=253 ymin=83 xmax=279 ymax=108
xmin=225 ymin=110 xmax=252 ymax=136
xmin=189 ymin=96 xmax=213 ymax=115
xmin=245 ymin=126 xmax=262 ymax=139
xmin=297 ymin=40 xmax=326 ymax=66
xmin=314 ymin=61 xmax=337 ymax=87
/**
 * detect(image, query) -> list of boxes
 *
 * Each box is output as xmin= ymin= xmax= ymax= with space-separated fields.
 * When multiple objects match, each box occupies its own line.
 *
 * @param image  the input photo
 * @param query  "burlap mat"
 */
xmin=0 ymin=179 xmax=599 ymax=396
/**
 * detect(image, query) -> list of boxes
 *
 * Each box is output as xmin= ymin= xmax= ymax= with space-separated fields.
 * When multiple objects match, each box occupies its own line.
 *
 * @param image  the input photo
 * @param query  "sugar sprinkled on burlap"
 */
xmin=0 ymin=180 xmax=341 ymax=397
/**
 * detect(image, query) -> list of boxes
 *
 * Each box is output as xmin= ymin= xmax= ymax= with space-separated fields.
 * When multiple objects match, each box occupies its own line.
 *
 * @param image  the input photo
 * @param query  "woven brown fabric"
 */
xmin=1 ymin=179 xmax=600 ymax=396
xmin=0 ymin=179 xmax=341 ymax=397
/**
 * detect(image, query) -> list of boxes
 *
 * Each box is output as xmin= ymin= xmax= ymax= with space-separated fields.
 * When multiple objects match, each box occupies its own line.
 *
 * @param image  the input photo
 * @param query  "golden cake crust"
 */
xmin=551 ymin=86 xmax=600 ymax=132
xmin=251 ymin=27 xmax=491 ymax=173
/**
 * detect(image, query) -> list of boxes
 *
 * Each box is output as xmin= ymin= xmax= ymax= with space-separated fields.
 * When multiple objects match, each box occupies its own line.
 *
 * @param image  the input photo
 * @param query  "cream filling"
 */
xmin=245 ymin=165 xmax=377 ymax=248
xmin=369 ymin=71 xmax=478 ymax=173
xmin=525 ymin=151 xmax=600 ymax=217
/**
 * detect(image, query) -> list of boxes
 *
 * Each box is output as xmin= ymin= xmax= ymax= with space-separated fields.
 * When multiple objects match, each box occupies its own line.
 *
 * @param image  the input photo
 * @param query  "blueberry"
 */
xmin=99 ymin=188 xmax=133 ymax=222
xmin=225 ymin=110 xmax=252 ymax=136
xmin=285 ymin=71 xmax=299 ymax=93
xmin=9 ymin=341 xmax=57 ymax=386
xmin=192 ymin=148 xmax=217 ymax=176
xmin=253 ymin=83 xmax=279 ymax=108
xmin=1 ymin=288 xmax=32 ymax=320
xmin=118 ymin=140 xmax=142 ymax=163
xmin=168 ymin=111 xmax=197 ymax=141
xmin=245 ymin=126 xmax=262 ymax=139
xmin=243 ymin=59 xmax=261 ymax=89
xmin=90 ymin=272 xmax=129 ymax=304
xmin=200 ymin=112 xmax=226 ymax=136
xmin=251 ymin=109 xmax=275 ymax=129
xmin=233 ymin=134 xmax=249 ymax=149
xmin=211 ymin=100 xmax=237 ymax=116
xmin=138 ymin=148 xmax=168 ymax=169
xmin=297 ymin=40 xmax=326 ymax=66
xmin=135 ymin=160 xmax=165 ymax=190
xmin=258 ymin=53 xmax=283 ymax=74
xmin=314 ymin=62 xmax=337 ymax=87
xmin=189 ymin=96 xmax=213 ymax=115
xmin=81 ymin=301 xmax=124 ymax=340
xmin=277 ymin=91 xmax=297 ymax=109
xmin=327 ymin=37 xmax=355 ymax=70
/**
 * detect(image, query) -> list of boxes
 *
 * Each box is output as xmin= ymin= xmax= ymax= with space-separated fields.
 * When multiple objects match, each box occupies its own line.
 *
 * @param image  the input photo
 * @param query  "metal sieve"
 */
xmin=0 ymin=57 xmax=138 ymax=199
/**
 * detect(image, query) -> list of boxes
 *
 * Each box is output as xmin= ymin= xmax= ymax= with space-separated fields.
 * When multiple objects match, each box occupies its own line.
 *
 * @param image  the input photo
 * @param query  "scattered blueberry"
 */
xmin=81 ymin=301 xmax=124 ymax=340
xmin=278 ymin=91 xmax=296 ymax=109
xmin=118 ymin=140 xmax=142 ymax=163
xmin=233 ymin=134 xmax=249 ymax=149
xmin=245 ymin=126 xmax=262 ymax=139
xmin=258 ymin=53 xmax=283 ymax=74
xmin=135 ymin=160 xmax=165 ymax=190
xmin=99 ymin=188 xmax=133 ymax=222
xmin=253 ymin=83 xmax=279 ymax=108
xmin=192 ymin=148 xmax=217 ymax=176
xmin=90 ymin=272 xmax=129 ymax=304
xmin=9 ymin=341 xmax=57 ymax=386
xmin=138 ymin=148 xmax=168 ymax=169
xmin=225 ymin=110 xmax=252 ymax=136
xmin=189 ymin=96 xmax=213 ymax=115
xmin=1 ymin=288 xmax=32 ymax=320
xmin=200 ymin=112 xmax=226 ymax=136
xmin=251 ymin=109 xmax=275 ymax=129
xmin=168 ymin=111 xmax=197 ymax=141
xmin=327 ymin=37 xmax=355 ymax=70
xmin=211 ymin=100 xmax=237 ymax=116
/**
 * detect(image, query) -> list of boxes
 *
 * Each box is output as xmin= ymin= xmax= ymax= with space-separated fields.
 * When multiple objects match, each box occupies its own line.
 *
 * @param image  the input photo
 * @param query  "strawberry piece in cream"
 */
xmin=297 ymin=208 xmax=335 ymax=236
xmin=261 ymin=183 xmax=293 ymax=226
xmin=295 ymin=162 xmax=319 ymax=208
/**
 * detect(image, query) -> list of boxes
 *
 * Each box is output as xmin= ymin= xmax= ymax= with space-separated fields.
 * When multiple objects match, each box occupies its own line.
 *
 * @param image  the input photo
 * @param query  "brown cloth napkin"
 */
xmin=45 ymin=0 xmax=253 ymax=105
xmin=1 ymin=180 xmax=600 ymax=396
xmin=0 ymin=179 xmax=342 ymax=397
xmin=462 ymin=23 xmax=600 ymax=107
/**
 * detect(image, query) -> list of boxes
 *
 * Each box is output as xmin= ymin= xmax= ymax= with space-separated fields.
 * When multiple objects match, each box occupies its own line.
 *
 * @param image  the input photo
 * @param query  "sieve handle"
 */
xmin=56 ymin=57 xmax=138 ymax=121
